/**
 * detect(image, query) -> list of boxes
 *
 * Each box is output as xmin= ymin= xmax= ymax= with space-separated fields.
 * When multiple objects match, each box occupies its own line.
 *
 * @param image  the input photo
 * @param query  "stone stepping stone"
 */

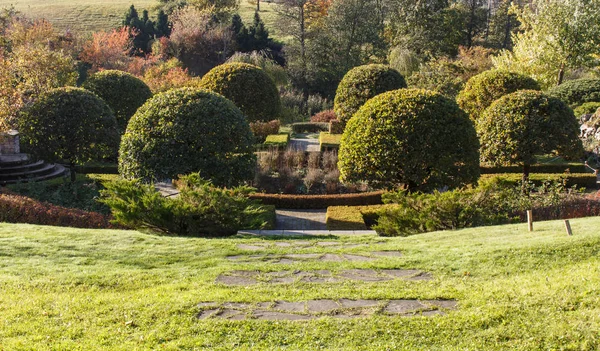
xmin=197 ymin=299 xmax=457 ymax=321
xmin=338 ymin=299 xmax=380 ymax=308
xmin=384 ymin=300 xmax=427 ymax=315
xmin=371 ymin=251 xmax=403 ymax=257
xmin=237 ymin=244 xmax=269 ymax=251
xmin=285 ymin=253 xmax=322 ymax=260
xmin=215 ymin=269 xmax=433 ymax=286
xmin=254 ymin=312 xmax=314 ymax=321
xmin=307 ymin=299 xmax=339 ymax=313
xmin=274 ymin=301 xmax=305 ymax=312
xmin=320 ymin=253 xmax=344 ymax=262
xmin=343 ymin=254 xmax=375 ymax=262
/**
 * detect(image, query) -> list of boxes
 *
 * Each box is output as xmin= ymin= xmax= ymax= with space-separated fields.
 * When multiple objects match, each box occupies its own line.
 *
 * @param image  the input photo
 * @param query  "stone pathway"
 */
xmin=216 ymin=268 xmax=433 ymax=286
xmin=289 ymin=137 xmax=320 ymax=152
xmin=236 ymin=241 xmax=367 ymax=250
xmin=197 ymin=299 xmax=457 ymax=320
xmin=276 ymin=209 xmax=327 ymax=230
xmin=227 ymin=250 xmax=402 ymax=263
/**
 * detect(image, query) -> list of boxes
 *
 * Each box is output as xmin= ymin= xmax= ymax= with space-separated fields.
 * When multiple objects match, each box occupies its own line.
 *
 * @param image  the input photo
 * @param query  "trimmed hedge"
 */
xmin=547 ymin=79 xmax=600 ymax=107
xmin=292 ymin=122 xmax=330 ymax=134
xmin=75 ymin=163 xmax=119 ymax=174
xmin=249 ymin=191 xmax=384 ymax=209
xmin=573 ymin=102 xmax=600 ymax=117
xmin=457 ymin=70 xmax=540 ymax=120
xmin=326 ymin=205 xmax=389 ymax=230
xmin=339 ymin=89 xmax=480 ymax=191
xmin=264 ymin=134 xmax=289 ymax=147
xmin=83 ymin=70 xmax=152 ymax=133
xmin=329 ymin=119 xmax=343 ymax=134
xmin=0 ymin=193 xmax=115 ymax=229
xmin=480 ymin=173 xmax=597 ymax=189
xmin=319 ymin=132 xmax=341 ymax=151
xmin=199 ymin=62 xmax=281 ymax=122
xmin=250 ymin=119 xmax=281 ymax=143
xmin=334 ymin=64 xmax=407 ymax=127
xmin=119 ymin=87 xmax=256 ymax=187
xmin=480 ymin=163 xmax=589 ymax=174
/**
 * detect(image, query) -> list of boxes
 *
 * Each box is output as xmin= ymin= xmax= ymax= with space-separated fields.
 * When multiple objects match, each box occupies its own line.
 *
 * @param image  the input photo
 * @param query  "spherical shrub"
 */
xmin=478 ymin=90 xmax=583 ymax=173
xmin=198 ymin=62 xmax=281 ymax=122
xmin=547 ymin=79 xmax=600 ymax=108
xmin=83 ymin=70 xmax=152 ymax=132
xmin=119 ymin=87 xmax=256 ymax=186
xmin=19 ymin=87 xmax=119 ymax=177
xmin=457 ymin=70 xmax=540 ymax=120
xmin=334 ymin=64 xmax=407 ymax=126
xmin=338 ymin=88 xmax=480 ymax=191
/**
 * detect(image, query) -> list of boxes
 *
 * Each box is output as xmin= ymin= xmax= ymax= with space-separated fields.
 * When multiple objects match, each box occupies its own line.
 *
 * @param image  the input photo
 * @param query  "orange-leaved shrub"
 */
xmin=310 ymin=109 xmax=337 ymax=122
xmin=0 ymin=192 xmax=116 ymax=229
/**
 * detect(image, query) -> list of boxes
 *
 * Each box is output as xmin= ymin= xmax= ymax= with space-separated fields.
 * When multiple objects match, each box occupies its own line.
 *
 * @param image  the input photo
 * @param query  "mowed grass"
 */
xmin=1 ymin=218 xmax=599 ymax=349
xmin=0 ymin=0 xmax=158 ymax=35
xmin=1 ymin=0 xmax=284 ymax=39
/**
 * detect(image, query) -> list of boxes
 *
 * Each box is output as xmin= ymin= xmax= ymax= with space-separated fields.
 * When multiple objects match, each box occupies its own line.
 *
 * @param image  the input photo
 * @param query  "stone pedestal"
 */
xmin=0 ymin=130 xmax=20 ymax=155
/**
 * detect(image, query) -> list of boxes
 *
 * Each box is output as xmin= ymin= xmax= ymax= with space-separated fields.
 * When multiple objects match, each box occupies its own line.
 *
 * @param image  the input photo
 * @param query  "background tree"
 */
xmin=492 ymin=0 xmax=600 ymax=88
xmin=18 ymin=87 xmax=119 ymax=181
xmin=477 ymin=90 xmax=584 ymax=183
xmin=0 ymin=14 xmax=77 ymax=131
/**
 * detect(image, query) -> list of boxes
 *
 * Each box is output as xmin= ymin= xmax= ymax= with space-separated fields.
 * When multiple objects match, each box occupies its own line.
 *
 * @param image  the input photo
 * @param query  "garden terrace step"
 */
xmin=0 ymin=160 xmax=44 ymax=174
xmin=0 ymin=164 xmax=66 ymax=185
xmin=0 ymin=153 xmax=31 ymax=167
xmin=0 ymin=163 xmax=58 ymax=180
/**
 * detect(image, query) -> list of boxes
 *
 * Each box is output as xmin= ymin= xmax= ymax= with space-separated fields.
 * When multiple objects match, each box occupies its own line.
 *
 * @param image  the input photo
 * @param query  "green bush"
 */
xmin=264 ymin=134 xmax=289 ymax=147
xmin=291 ymin=122 xmax=330 ymax=134
xmin=100 ymin=173 xmax=275 ymax=236
xmin=118 ymin=87 xmax=255 ymax=187
xmin=198 ymin=62 xmax=281 ymax=122
xmin=374 ymin=176 xmax=600 ymax=236
xmin=338 ymin=88 xmax=480 ymax=191
xmin=481 ymin=173 xmax=597 ymax=189
xmin=329 ymin=120 xmax=343 ymax=134
xmin=457 ymin=70 xmax=540 ymax=120
xmin=478 ymin=90 xmax=584 ymax=179
xmin=573 ymin=102 xmax=600 ymax=117
xmin=18 ymin=87 xmax=119 ymax=181
xmin=83 ymin=70 xmax=153 ymax=133
xmin=333 ymin=64 xmax=407 ymax=126
xmin=547 ymin=79 xmax=600 ymax=107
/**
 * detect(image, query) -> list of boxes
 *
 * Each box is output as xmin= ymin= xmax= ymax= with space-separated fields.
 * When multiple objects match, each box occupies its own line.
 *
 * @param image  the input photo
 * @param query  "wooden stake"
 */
xmin=527 ymin=210 xmax=533 ymax=232
xmin=564 ymin=220 xmax=573 ymax=236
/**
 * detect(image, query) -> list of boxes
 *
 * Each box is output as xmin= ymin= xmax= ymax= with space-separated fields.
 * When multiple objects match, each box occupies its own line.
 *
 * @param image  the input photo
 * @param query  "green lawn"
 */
xmin=1 ymin=218 xmax=599 ymax=349
xmin=0 ymin=0 xmax=158 ymax=35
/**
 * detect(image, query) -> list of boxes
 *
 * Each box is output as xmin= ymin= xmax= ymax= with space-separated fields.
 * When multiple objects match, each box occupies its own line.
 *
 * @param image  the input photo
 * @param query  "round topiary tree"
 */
xmin=83 ymin=70 xmax=153 ymax=133
xmin=478 ymin=90 xmax=584 ymax=183
xmin=119 ymin=87 xmax=256 ymax=186
xmin=334 ymin=64 xmax=407 ymax=127
xmin=456 ymin=70 xmax=541 ymax=120
xmin=547 ymin=78 xmax=600 ymax=108
xmin=18 ymin=87 xmax=119 ymax=181
xmin=338 ymin=88 xmax=480 ymax=191
xmin=198 ymin=62 xmax=280 ymax=122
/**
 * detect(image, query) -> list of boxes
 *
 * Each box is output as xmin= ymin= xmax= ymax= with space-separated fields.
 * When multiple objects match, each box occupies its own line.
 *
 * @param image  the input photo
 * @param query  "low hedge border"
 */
xmin=326 ymin=204 xmax=390 ymax=230
xmin=291 ymin=122 xmax=330 ymax=134
xmin=249 ymin=191 xmax=384 ymax=209
xmin=480 ymin=163 xmax=589 ymax=174
xmin=481 ymin=173 xmax=597 ymax=189
xmin=264 ymin=134 xmax=290 ymax=148
xmin=319 ymin=132 xmax=342 ymax=151
xmin=75 ymin=164 xmax=119 ymax=174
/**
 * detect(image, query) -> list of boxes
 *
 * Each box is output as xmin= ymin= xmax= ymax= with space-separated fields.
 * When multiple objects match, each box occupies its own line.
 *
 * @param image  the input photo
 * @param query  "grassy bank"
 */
xmin=0 ymin=218 xmax=599 ymax=349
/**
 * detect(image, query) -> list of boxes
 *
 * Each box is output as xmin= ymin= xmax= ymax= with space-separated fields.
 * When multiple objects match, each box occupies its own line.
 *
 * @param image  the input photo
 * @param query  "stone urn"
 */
xmin=0 ymin=130 xmax=20 ymax=155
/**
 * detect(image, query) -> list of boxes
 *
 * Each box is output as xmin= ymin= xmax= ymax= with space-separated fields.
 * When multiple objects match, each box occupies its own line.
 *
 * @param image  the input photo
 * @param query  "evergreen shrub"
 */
xmin=338 ymin=89 xmax=480 ymax=191
xmin=334 ymin=64 xmax=406 ymax=126
xmin=118 ymin=88 xmax=255 ymax=186
xmin=83 ymin=70 xmax=152 ymax=132
xmin=199 ymin=62 xmax=281 ymax=122
xmin=457 ymin=70 xmax=540 ymax=120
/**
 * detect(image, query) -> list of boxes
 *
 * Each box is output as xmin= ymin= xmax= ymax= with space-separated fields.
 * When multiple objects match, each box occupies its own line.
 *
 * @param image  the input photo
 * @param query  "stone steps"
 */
xmin=0 ymin=153 xmax=66 ymax=185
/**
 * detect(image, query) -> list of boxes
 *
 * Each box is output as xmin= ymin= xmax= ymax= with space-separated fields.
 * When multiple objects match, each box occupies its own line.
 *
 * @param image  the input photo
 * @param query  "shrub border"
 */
xmin=249 ymin=191 xmax=384 ymax=209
